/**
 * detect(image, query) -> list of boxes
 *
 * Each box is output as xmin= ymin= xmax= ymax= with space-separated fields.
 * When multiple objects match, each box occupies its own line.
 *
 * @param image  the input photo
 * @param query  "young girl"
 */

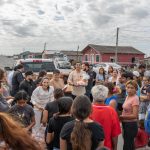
xmin=9 ymin=91 xmax=35 ymax=132
xmin=46 ymin=97 xmax=74 ymax=150
xmin=108 ymin=69 xmax=118 ymax=85
xmin=60 ymin=95 xmax=104 ymax=150
xmin=107 ymin=66 xmax=114 ymax=79
xmin=120 ymin=80 xmax=139 ymax=150
xmin=96 ymin=67 xmax=106 ymax=85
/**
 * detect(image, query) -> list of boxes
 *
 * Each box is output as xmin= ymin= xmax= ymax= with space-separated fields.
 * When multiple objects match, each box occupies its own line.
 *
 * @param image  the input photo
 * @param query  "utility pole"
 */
xmin=77 ymin=45 xmax=79 ymax=62
xmin=115 ymin=27 xmax=119 ymax=63
xmin=44 ymin=42 xmax=47 ymax=51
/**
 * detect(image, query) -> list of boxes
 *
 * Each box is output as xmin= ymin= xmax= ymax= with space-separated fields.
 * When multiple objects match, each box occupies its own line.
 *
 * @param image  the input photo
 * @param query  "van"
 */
xmin=14 ymin=59 xmax=56 ymax=79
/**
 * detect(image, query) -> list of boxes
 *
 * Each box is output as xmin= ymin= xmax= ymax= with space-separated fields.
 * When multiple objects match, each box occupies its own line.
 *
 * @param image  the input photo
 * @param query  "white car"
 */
xmin=54 ymin=57 xmax=71 ymax=69
xmin=93 ymin=62 xmax=121 ymax=73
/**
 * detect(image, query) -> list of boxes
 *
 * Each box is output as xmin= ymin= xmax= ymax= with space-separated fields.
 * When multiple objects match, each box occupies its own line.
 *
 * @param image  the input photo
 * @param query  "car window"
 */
xmin=58 ymin=58 xmax=65 ymax=61
xmin=96 ymin=64 xmax=106 ymax=67
xmin=22 ymin=62 xmax=56 ymax=72
xmin=110 ymin=64 xmax=120 ymax=67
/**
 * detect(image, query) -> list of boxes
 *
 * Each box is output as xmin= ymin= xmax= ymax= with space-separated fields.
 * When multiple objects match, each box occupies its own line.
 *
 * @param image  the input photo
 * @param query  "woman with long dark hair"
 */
xmin=96 ymin=67 xmax=106 ymax=85
xmin=0 ymin=112 xmax=41 ymax=150
xmin=60 ymin=95 xmax=104 ymax=150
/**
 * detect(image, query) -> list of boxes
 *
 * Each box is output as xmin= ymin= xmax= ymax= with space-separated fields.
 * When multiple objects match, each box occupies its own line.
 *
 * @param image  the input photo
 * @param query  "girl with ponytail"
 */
xmin=60 ymin=95 xmax=104 ymax=150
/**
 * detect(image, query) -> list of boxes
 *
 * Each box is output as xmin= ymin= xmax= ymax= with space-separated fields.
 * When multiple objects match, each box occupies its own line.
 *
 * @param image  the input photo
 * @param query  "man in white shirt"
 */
xmin=67 ymin=62 xmax=87 ymax=99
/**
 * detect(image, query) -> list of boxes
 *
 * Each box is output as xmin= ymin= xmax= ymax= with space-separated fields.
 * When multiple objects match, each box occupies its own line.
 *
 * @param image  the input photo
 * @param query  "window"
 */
xmin=22 ymin=62 xmax=56 ymax=72
xmin=85 ymin=54 xmax=88 ymax=61
xmin=96 ymin=55 xmax=100 ymax=62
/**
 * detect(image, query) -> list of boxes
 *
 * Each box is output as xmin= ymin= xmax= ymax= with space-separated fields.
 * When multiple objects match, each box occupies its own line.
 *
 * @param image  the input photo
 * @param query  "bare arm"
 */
xmin=26 ymin=116 xmax=36 ymax=131
xmin=60 ymin=138 xmax=67 ymax=150
xmin=96 ymin=141 xmax=104 ymax=149
xmin=42 ymin=110 xmax=48 ymax=126
xmin=46 ymin=132 xmax=54 ymax=144
xmin=140 ymin=95 xmax=149 ymax=101
xmin=109 ymin=100 xmax=117 ymax=109
xmin=112 ymin=136 xmax=118 ymax=150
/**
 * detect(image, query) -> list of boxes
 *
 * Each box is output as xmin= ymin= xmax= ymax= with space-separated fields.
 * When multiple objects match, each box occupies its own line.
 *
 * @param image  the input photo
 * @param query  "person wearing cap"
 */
xmin=19 ymin=71 xmax=36 ymax=100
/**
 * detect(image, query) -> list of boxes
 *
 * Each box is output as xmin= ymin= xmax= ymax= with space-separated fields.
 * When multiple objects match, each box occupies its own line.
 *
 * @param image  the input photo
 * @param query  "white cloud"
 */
xmin=0 ymin=0 xmax=149 ymax=55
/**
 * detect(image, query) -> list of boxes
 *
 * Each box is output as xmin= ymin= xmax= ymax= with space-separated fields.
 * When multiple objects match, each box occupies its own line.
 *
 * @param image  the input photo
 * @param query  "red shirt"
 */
xmin=134 ymin=128 xmax=148 ymax=148
xmin=90 ymin=104 xmax=121 ymax=150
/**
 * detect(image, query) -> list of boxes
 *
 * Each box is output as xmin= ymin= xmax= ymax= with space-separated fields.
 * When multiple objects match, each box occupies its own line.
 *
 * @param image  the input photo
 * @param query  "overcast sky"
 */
xmin=0 ymin=0 xmax=150 ymax=56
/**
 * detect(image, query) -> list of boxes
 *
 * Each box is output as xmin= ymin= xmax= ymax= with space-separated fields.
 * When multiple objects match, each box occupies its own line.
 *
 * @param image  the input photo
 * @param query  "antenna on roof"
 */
xmin=44 ymin=42 xmax=47 ymax=51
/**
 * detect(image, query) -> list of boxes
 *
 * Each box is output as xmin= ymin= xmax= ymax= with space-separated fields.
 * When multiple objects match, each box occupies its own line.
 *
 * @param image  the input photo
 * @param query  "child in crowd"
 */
xmin=96 ymin=67 xmax=106 ymax=85
xmin=9 ymin=91 xmax=35 ymax=132
xmin=135 ymin=120 xmax=148 ymax=149
xmin=46 ymin=97 xmax=74 ymax=150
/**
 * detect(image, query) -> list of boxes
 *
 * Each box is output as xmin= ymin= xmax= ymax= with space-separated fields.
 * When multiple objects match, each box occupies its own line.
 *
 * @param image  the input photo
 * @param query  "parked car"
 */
xmin=54 ymin=57 xmax=71 ymax=69
xmin=93 ymin=62 xmax=121 ymax=73
xmin=6 ymin=58 xmax=72 ymax=81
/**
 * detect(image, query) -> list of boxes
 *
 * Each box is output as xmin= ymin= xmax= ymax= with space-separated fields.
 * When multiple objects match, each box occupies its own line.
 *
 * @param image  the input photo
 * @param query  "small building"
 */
xmin=82 ymin=44 xmax=145 ymax=65
xmin=42 ymin=50 xmax=63 ymax=59
xmin=19 ymin=51 xmax=42 ymax=59
xmin=144 ymin=57 xmax=150 ymax=69
xmin=61 ymin=50 xmax=83 ymax=62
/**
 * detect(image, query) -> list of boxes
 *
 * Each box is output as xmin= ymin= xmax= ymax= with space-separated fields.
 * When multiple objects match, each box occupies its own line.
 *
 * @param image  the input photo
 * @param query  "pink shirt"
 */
xmin=122 ymin=95 xmax=139 ymax=122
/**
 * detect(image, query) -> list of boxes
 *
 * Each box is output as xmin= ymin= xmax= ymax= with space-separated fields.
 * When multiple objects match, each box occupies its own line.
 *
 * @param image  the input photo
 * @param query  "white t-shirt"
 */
xmin=31 ymin=86 xmax=54 ymax=109
xmin=68 ymin=70 xmax=86 ymax=96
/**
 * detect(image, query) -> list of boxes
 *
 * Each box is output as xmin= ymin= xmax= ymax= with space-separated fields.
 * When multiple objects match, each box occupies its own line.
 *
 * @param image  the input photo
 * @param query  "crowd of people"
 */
xmin=0 ymin=62 xmax=150 ymax=150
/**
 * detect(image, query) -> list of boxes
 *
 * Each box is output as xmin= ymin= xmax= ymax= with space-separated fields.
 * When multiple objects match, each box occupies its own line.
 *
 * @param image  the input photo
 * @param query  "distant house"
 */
xmin=144 ymin=56 xmax=150 ymax=69
xmin=82 ymin=44 xmax=145 ymax=65
xmin=61 ymin=50 xmax=82 ymax=62
xmin=19 ymin=51 xmax=42 ymax=59
xmin=42 ymin=50 xmax=63 ymax=59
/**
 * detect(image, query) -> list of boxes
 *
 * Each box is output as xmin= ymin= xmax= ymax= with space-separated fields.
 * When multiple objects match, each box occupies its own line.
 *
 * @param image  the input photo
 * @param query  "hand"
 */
xmin=36 ymin=106 xmax=44 ymax=112
xmin=39 ymin=107 xmax=44 ymax=112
